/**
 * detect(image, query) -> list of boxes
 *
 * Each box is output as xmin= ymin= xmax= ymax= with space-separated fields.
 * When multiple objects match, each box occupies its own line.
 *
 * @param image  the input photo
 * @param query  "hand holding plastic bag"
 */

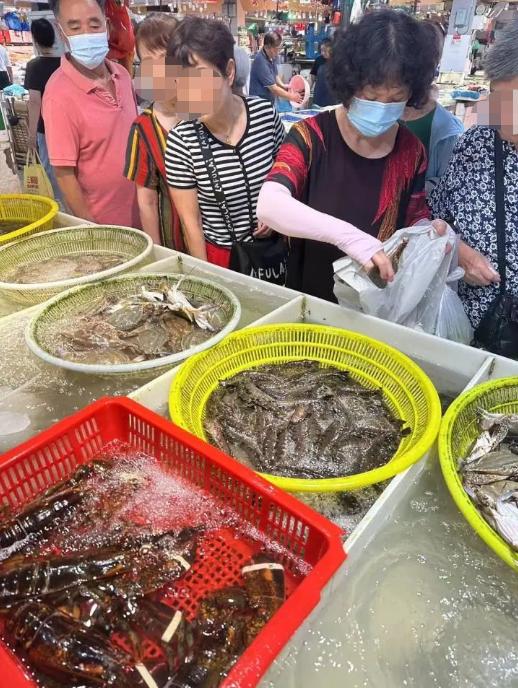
xmin=333 ymin=222 xmax=470 ymax=341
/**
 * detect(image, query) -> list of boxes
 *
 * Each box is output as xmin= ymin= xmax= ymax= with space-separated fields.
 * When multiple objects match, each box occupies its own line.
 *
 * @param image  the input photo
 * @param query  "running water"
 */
xmin=262 ymin=454 xmax=518 ymax=688
xmin=48 ymin=445 xmax=242 ymax=554
xmin=0 ymin=310 xmax=155 ymax=454
xmin=0 ymin=447 xmax=309 ymax=688
xmin=7 ymin=443 xmax=311 ymax=578
xmin=296 ymin=485 xmax=387 ymax=534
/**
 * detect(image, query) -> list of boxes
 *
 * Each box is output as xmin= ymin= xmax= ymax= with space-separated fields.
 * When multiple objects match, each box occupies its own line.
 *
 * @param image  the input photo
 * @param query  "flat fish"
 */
xmin=460 ymin=412 xmax=518 ymax=551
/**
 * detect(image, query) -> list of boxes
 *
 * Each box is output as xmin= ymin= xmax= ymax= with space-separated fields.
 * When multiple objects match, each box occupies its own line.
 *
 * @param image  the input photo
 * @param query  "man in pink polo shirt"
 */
xmin=43 ymin=0 xmax=139 ymax=226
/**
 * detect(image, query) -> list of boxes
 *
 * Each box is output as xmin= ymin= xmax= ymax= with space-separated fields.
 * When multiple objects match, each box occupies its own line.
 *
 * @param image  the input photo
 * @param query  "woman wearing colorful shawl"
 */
xmin=257 ymin=10 xmax=446 ymax=301
xmin=125 ymin=14 xmax=184 ymax=251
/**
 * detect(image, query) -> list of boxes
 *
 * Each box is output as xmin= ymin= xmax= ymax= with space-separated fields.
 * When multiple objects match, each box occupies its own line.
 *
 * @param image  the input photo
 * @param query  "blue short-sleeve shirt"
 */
xmin=249 ymin=49 xmax=277 ymax=103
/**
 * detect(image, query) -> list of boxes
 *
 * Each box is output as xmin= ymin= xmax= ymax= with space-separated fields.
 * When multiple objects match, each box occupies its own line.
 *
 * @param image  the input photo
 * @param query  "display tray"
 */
xmin=3 ymin=241 xmax=518 ymax=687
xmin=0 ymin=250 xmax=299 ymax=454
xmin=130 ymin=293 xmax=518 ymax=688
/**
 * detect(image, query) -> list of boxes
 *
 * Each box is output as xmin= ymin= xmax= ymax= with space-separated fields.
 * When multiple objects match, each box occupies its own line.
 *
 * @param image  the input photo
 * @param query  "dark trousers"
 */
xmin=0 ymin=71 xmax=11 ymax=89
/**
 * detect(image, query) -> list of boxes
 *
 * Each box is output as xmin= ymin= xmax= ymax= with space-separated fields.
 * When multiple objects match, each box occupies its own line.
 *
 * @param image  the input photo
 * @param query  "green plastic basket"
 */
xmin=0 ymin=225 xmax=154 ymax=305
xmin=26 ymin=273 xmax=241 ymax=377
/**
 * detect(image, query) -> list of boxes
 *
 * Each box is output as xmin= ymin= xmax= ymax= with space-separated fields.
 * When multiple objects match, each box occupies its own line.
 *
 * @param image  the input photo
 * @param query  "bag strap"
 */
xmin=494 ymin=130 xmax=507 ymax=294
xmin=25 ymin=148 xmax=36 ymax=166
xmin=235 ymin=146 xmax=257 ymax=238
xmin=193 ymin=120 xmax=238 ymax=243
xmin=25 ymin=148 xmax=43 ymax=166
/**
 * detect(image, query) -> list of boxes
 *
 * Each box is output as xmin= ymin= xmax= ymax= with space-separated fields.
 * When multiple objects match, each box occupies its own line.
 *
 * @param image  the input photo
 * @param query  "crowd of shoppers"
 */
xmin=18 ymin=1 xmax=518 ymax=355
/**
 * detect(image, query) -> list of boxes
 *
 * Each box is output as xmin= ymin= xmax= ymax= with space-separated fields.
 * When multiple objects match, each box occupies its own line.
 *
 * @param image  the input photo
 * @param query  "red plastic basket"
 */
xmin=0 ymin=397 xmax=345 ymax=688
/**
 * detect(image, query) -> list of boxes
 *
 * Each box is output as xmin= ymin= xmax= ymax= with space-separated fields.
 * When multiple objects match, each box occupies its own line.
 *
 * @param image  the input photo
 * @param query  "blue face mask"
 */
xmin=347 ymin=97 xmax=407 ymax=138
xmin=67 ymin=31 xmax=109 ymax=70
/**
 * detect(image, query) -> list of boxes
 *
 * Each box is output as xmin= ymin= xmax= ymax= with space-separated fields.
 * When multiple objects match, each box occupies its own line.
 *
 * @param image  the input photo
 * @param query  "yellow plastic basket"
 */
xmin=439 ymin=377 xmax=518 ymax=572
xmin=0 ymin=194 xmax=59 ymax=244
xmin=169 ymin=324 xmax=441 ymax=492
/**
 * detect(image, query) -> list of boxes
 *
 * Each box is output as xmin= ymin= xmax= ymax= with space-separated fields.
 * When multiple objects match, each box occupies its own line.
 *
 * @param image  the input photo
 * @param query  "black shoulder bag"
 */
xmin=193 ymin=120 xmax=287 ymax=286
xmin=474 ymin=131 xmax=518 ymax=359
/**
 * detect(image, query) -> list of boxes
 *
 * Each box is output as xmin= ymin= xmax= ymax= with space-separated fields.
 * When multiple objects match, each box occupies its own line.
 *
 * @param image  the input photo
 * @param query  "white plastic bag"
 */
xmin=333 ymin=223 xmax=458 ymax=336
xmin=435 ymin=270 xmax=474 ymax=344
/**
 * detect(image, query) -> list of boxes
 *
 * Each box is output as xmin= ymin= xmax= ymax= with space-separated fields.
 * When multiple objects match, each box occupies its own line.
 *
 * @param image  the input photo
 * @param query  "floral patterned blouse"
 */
xmin=429 ymin=126 xmax=518 ymax=328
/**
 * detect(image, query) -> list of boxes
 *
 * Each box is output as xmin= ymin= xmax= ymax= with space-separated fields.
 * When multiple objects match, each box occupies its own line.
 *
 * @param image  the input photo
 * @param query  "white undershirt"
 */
xmin=0 ymin=45 xmax=12 ymax=72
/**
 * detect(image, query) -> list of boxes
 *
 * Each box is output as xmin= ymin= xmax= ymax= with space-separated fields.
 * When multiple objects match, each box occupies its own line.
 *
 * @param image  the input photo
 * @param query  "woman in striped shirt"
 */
xmin=165 ymin=17 xmax=284 ymax=268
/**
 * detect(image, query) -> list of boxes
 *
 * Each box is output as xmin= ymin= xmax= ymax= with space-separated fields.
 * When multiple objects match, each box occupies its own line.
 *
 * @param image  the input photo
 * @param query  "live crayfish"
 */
xmin=0 ymin=528 xmax=200 ymax=607
xmin=7 ymin=602 xmax=139 ymax=687
xmin=0 ymin=462 xmax=107 ymax=560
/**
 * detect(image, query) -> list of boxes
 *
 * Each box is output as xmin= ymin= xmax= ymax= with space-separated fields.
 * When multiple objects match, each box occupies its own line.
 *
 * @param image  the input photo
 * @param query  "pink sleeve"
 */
xmin=42 ymin=94 xmax=79 ymax=167
xmin=257 ymin=181 xmax=383 ymax=266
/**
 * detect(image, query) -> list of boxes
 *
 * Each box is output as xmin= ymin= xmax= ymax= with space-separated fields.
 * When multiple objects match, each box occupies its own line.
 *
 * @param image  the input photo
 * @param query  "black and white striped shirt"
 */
xmin=165 ymin=97 xmax=285 ymax=247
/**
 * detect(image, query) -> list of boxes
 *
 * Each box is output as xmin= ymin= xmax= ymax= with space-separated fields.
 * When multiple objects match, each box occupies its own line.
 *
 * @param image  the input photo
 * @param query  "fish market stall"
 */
xmin=0 ymin=247 xmax=298 ymax=454
xmin=129 ymin=287 xmax=518 ymax=687
xmin=1 ymin=238 xmax=518 ymax=686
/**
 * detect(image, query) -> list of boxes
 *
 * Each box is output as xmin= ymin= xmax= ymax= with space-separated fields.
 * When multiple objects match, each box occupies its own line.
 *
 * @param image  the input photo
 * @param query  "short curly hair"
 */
xmin=328 ymin=10 xmax=438 ymax=108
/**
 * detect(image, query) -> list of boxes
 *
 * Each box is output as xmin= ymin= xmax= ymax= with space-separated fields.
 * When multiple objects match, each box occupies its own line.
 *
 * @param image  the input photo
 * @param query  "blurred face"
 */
xmin=171 ymin=54 xmax=234 ymax=120
xmin=135 ymin=44 xmax=176 ymax=107
xmin=265 ymin=41 xmax=281 ymax=60
xmin=355 ymin=83 xmax=410 ymax=104
xmin=477 ymin=77 xmax=518 ymax=145
xmin=321 ymin=44 xmax=331 ymax=60
xmin=57 ymin=0 xmax=106 ymax=37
